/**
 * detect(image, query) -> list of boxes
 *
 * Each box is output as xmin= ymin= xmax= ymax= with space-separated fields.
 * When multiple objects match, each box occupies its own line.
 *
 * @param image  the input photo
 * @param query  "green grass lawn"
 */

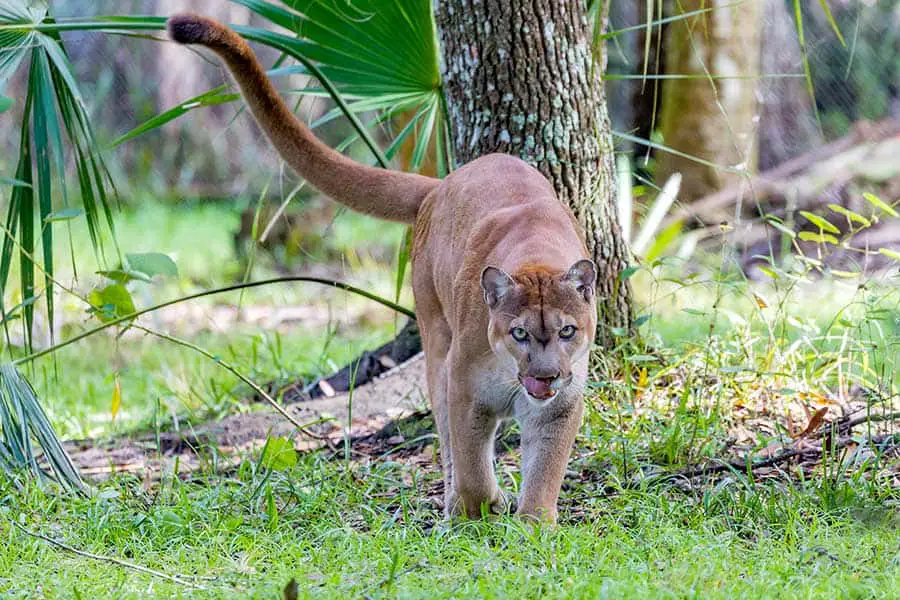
xmin=1 ymin=202 xmax=899 ymax=598
xmin=3 ymin=453 xmax=899 ymax=598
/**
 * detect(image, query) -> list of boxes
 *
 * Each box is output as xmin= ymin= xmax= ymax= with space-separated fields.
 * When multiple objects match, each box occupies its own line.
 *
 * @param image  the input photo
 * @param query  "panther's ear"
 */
xmin=481 ymin=266 xmax=515 ymax=308
xmin=563 ymin=259 xmax=597 ymax=301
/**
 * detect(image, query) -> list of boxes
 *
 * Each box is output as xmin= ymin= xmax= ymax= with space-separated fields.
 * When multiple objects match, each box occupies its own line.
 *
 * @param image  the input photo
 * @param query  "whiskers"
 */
xmin=498 ymin=377 xmax=523 ymax=414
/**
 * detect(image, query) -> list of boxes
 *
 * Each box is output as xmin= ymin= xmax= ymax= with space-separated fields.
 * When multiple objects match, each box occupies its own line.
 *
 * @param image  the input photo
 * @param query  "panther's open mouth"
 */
xmin=519 ymin=375 xmax=567 ymax=401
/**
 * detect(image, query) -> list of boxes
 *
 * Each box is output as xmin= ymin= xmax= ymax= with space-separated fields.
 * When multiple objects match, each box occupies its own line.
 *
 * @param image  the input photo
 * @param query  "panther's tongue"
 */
xmin=522 ymin=376 xmax=553 ymax=399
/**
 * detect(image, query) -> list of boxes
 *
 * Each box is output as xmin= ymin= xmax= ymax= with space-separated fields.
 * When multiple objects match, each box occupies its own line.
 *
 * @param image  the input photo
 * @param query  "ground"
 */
xmin=1 ymin=201 xmax=899 ymax=598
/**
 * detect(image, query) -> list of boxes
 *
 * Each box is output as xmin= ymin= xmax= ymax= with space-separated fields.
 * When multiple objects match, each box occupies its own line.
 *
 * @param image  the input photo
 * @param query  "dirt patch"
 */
xmin=61 ymin=349 xmax=899 ymax=495
xmin=65 ymin=354 xmax=429 ymax=481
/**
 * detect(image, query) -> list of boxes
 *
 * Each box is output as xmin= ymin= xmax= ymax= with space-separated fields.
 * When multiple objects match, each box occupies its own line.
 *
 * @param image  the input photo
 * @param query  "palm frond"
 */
xmin=0 ymin=1 xmax=123 ymax=354
xmin=0 ymin=362 xmax=86 ymax=492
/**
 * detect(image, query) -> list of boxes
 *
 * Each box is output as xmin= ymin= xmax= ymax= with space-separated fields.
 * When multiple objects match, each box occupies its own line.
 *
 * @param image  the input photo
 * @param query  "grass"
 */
xmin=7 ymin=198 xmax=407 ymax=438
xmin=1 ymin=199 xmax=899 ymax=598
xmin=1 ymin=451 xmax=898 ymax=598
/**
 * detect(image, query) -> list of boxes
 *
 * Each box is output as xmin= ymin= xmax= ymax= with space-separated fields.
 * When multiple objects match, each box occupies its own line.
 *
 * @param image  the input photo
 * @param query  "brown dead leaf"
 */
xmin=791 ymin=407 xmax=828 ymax=440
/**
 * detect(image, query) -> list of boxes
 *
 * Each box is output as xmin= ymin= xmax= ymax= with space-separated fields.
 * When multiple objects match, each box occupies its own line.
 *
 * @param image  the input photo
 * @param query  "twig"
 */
xmin=9 ymin=519 xmax=209 ymax=590
xmin=659 ymin=432 xmax=898 ymax=482
xmin=830 ymin=411 xmax=900 ymax=435
xmin=14 ymin=276 xmax=415 ymax=367
xmin=136 ymin=325 xmax=334 ymax=446
xmin=665 ymin=118 xmax=900 ymax=227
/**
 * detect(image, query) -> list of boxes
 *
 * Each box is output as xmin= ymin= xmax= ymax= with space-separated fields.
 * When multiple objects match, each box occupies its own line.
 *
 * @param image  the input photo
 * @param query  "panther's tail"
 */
xmin=168 ymin=14 xmax=439 ymax=224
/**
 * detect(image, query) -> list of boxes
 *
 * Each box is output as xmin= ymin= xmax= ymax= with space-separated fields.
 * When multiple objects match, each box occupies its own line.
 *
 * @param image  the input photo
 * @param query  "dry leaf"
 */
xmin=111 ymin=373 xmax=122 ymax=422
xmin=791 ymin=407 xmax=828 ymax=440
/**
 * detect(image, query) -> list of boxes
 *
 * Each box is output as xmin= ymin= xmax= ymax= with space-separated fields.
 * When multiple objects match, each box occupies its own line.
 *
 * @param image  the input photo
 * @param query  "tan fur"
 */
xmin=169 ymin=14 xmax=598 ymax=522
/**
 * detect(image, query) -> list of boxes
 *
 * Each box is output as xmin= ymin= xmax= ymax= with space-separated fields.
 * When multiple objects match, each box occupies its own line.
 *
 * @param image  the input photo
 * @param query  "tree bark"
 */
xmin=758 ymin=0 xmax=822 ymax=170
xmin=656 ymin=0 xmax=763 ymax=201
xmin=435 ymin=0 xmax=632 ymax=346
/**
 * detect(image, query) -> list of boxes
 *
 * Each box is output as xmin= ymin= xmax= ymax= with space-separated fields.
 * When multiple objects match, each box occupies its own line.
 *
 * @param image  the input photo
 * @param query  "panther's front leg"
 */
xmin=515 ymin=393 xmax=584 ymax=523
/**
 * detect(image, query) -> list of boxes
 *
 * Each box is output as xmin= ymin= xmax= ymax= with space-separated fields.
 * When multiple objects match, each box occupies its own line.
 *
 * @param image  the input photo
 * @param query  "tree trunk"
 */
xmin=656 ymin=0 xmax=763 ymax=201
xmin=758 ymin=0 xmax=822 ymax=170
xmin=435 ymin=0 xmax=632 ymax=346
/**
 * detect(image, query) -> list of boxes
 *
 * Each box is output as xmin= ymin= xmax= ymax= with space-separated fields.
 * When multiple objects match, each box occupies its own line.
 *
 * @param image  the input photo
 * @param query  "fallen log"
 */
xmin=666 ymin=118 xmax=900 ymax=229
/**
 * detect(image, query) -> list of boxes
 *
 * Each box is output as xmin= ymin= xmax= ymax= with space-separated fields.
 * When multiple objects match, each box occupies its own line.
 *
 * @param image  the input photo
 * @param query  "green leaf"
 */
xmin=43 ymin=207 xmax=85 ymax=222
xmin=758 ymin=266 xmax=779 ymax=280
xmin=791 ymin=0 xmax=822 ymax=132
xmin=0 ymin=177 xmax=30 ymax=188
xmin=395 ymin=227 xmax=412 ymax=304
xmin=88 ymin=284 xmax=136 ymax=323
xmin=261 ymin=436 xmax=297 ymax=471
xmin=2 ymin=293 xmax=41 ymax=325
xmin=644 ymin=219 xmax=682 ymax=263
xmin=96 ymin=269 xmax=152 ymax=284
xmin=827 ymin=203 xmax=871 ymax=227
xmin=863 ymin=193 xmax=898 ymax=218
xmin=799 ymin=211 xmax=840 ymax=234
xmin=0 ymin=363 xmax=86 ymax=491
xmin=0 ymin=94 xmax=11 ymax=112
xmin=265 ymin=484 xmax=278 ymax=530
xmin=110 ymin=85 xmax=238 ymax=148
xmin=31 ymin=49 xmax=58 ymax=345
xmin=624 ymin=354 xmax=659 ymax=363
xmin=878 ymin=248 xmax=900 ymax=262
xmin=111 ymin=374 xmax=121 ymax=422
xmin=231 ymin=0 xmax=444 ymax=170
xmin=16 ymin=92 xmax=35 ymax=351
xmin=765 ymin=216 xmax=797 ymax=238
xmin=633 ymin=315 xmax=651 ymax=328
xmin=1 ymin=94 xmax=32 ymax=348
xmin=798 ymin=231 xmax=838 ymax=245
xmin=125 ymin=252 xmax=178 ymax=278
xmin=619 ymin=266 xmax=640 ymax=281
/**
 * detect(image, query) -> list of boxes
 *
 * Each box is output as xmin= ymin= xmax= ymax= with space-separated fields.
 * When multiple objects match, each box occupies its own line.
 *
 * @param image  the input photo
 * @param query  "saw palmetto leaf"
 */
xmin=1 ymin=1 xmax=127 ymax=355
xmin=0 ymin=363 xmax=86 ymax=492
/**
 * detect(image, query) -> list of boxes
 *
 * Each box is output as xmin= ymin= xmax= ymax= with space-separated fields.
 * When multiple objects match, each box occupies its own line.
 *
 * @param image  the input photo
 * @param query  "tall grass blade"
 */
xmin=816 ymin=0 xmax=845 ymax=47
xmin=791 ymin=0 xmax=822 ymax=130
xmin=631 ymin=173 xmax=681 ymax=257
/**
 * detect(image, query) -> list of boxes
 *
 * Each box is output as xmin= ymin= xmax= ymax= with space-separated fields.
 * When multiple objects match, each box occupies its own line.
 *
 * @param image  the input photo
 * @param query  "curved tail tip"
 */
xmin=167 ymin=13 xmax=215 ymax=45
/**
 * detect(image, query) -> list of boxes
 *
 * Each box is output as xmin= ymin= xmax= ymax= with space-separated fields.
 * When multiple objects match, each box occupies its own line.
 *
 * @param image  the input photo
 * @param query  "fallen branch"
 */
xmin=281 ymin=319 xmax=422 ymax=404
xmin=832 ymin=411 xmax=900 ymax=436
xmin=658 ymin=431 xmax=898 ymax=482
xmin=667 ymin=118 xmax=900 ymax=228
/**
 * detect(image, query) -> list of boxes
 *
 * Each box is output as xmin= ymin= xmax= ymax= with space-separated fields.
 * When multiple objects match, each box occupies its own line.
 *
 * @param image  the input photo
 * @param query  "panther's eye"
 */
xmin=559 ymin=325 xmax=577 ymax=340
xmin=510 ymin=327 xmax=529 ymax=342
